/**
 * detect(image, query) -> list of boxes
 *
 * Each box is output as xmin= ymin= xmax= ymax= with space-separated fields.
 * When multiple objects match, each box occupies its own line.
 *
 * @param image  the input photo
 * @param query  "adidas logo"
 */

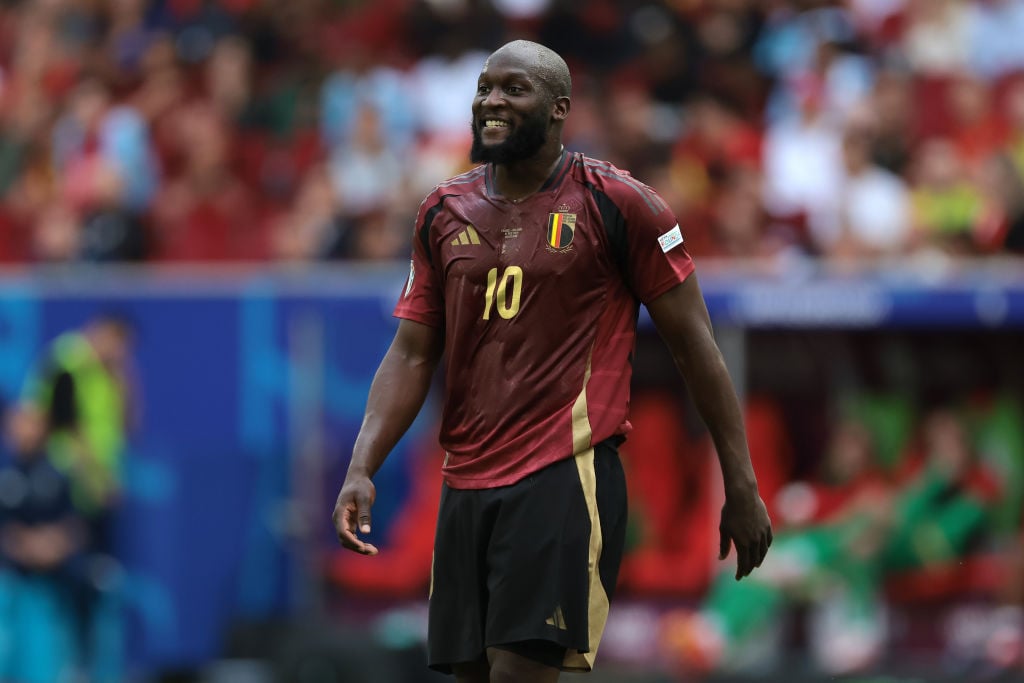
xmin=545 ymin=605 xmax=567 ymax=631
xmin=451 ymin=225 xmax=481 ymax=246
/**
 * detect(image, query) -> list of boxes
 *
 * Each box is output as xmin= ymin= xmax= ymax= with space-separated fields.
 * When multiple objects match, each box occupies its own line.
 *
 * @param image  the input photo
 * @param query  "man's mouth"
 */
xmin=482 ymin=119 xmax=509 ymax=129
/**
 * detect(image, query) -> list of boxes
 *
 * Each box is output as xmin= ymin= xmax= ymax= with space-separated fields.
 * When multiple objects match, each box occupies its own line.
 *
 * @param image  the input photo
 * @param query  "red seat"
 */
xmin=884 ymin=553 xmax=1010 ymax=603
xmin=618 ymin=394 xmax=793 ymax=596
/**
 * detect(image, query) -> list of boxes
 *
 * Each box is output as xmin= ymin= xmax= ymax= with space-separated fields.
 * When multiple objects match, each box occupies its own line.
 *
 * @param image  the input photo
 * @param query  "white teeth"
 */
xmin=484 ymin=120 xmax=508 ymax=128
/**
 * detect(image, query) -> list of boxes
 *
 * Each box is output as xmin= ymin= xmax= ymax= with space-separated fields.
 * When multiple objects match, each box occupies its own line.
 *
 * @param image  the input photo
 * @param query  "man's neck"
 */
xmin=492 ymin=141 xmax=564 ymax=201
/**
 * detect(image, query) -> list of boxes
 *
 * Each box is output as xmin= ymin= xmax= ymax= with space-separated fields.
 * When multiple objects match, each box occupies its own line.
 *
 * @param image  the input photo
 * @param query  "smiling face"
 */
xmin=469 ymin=43 xmax=570 ymax=165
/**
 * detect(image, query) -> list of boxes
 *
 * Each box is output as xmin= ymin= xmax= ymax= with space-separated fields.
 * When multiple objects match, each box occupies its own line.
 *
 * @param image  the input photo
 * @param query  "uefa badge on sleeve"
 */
xmin=658 ymin=224 xmax=684 ymax=253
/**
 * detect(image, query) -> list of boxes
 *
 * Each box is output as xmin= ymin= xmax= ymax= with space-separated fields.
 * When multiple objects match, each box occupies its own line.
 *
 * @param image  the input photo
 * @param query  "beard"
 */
xmin=470 ymin=107 xmax=549 ymax=164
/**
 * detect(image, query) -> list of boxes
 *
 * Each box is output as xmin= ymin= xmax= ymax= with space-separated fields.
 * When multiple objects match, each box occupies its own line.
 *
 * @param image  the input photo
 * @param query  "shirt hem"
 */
xmin=639 ymin=263 xmax=695 ymax=305
xmin=393 ymin=310 xmax=443 ymax=328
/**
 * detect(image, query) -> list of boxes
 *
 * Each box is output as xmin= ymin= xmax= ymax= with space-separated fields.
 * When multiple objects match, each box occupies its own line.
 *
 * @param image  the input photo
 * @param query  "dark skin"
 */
xmin=472 ymin=50 xmax=569 ymax=199
xmin=334 ymin=42 xmax=772 ymax=683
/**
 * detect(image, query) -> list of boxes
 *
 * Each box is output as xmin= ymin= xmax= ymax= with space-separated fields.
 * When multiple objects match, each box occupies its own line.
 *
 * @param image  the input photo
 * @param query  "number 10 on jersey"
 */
xmin=483 ymin=266 xmax=523 ymax=320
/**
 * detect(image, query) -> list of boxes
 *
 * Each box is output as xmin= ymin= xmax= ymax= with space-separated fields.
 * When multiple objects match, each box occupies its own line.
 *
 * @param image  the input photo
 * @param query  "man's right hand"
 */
xmin=333 ymin=473 xmax=379 ymax=555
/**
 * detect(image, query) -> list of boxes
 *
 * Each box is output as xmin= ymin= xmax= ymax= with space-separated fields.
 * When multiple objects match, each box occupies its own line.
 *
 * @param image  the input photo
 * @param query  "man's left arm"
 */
xmin=646 ymin=275 xmax=773 ymax=580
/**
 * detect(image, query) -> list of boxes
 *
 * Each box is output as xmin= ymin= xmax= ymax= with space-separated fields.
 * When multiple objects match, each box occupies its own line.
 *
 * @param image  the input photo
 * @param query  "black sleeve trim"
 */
xmin=586 ymin=182 xmax=629 ymax=275
xmin=418 ymin=194 xmax=456 ymax=267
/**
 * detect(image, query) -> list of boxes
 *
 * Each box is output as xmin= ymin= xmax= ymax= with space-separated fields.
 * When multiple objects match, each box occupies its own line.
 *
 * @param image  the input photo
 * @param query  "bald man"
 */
xmin=333 ymin=40 xmax=773 ymax=682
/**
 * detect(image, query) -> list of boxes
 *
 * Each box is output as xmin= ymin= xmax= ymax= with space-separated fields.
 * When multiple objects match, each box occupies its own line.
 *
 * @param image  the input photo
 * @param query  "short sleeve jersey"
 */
xmin=395 ymin=151 xmax=694 ymax=489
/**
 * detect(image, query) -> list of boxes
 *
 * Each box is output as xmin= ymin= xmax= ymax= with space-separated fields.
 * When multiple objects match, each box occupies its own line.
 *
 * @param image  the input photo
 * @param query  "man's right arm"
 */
xmin=333 ymin=318 xmax=444 ymax=555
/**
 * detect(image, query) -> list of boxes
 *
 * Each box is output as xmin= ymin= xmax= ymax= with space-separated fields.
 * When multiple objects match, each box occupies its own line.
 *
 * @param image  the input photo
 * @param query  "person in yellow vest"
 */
xmin=21 ymin=313 xmax=137 ymax=683
xmin=23 ymin=314 xmax=136 ymax=526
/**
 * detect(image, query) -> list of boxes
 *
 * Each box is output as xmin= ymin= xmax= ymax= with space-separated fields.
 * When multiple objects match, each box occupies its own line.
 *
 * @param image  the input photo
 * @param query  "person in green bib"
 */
xmin=662 ymin=407 xmax=1005 ymax=676
xmin=20 ymin=314 xmax=137 ymax=683
xmin=23 ymin=314 xmax=136 ymax=525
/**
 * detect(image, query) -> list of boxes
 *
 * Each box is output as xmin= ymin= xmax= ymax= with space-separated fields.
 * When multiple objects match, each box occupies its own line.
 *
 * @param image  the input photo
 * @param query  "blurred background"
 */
xmin=0 ymin=0 xmax=1022 ymax=682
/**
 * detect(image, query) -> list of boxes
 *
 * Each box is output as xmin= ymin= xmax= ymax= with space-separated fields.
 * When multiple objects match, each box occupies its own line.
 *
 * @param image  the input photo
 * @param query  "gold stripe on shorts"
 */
xmin=562 ymin=447 xmax=608 ymax=672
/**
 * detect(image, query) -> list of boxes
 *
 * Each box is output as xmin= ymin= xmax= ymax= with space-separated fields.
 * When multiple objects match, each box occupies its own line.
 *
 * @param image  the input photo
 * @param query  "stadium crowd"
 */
xmin=3 ymin=0 xmax=1024 ymax=263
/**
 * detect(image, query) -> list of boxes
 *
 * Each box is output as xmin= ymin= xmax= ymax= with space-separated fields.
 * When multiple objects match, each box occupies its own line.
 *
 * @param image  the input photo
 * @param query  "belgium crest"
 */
xmin=546 ymin=212 xmax=576 ymax=249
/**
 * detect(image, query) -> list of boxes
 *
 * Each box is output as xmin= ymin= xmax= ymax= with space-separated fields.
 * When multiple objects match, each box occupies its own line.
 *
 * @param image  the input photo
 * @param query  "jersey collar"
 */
xmin=485 ymin=148 xmax=573 ymax=200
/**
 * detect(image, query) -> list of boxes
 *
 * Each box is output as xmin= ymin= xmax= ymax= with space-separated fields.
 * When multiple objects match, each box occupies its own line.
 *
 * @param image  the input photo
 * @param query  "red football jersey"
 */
xmin=395 ymin=150 xmax=694 ymax=488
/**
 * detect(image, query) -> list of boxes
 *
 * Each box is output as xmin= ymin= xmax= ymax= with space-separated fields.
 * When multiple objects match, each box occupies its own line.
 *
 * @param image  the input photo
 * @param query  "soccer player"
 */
xmin=333 ymin=40 xmax=773 ymax=682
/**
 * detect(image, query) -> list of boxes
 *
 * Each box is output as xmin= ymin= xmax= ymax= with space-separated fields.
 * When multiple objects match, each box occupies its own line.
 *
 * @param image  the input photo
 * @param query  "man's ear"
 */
xmin=552 ymin=96 xmax=571 ymax=122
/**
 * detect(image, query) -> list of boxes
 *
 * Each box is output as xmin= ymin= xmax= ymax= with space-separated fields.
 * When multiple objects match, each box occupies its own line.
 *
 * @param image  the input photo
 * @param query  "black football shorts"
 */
xmin=427 ymin=438 xmax=628 ymax=673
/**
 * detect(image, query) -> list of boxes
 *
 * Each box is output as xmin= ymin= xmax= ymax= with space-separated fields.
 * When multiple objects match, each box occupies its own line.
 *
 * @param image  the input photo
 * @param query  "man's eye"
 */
xmin=506 ymin=86 xmax=522 ymax=94
xmin=477 ymin=84 xmax=490 ymax=94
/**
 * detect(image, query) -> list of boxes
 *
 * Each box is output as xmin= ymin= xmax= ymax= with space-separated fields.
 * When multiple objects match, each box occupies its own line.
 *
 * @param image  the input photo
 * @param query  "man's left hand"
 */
xmin=718 ymin=491 xmax=773 ymax=580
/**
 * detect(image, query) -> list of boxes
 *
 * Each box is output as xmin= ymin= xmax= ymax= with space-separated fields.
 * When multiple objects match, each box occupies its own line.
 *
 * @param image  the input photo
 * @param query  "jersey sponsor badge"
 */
xmin=546 ymin=212 xmax=576 ymax=249
xmin=657 ymin=224 xmax=684 ymax=253
xmin=451 ymin=224 xmax=481 ymax=247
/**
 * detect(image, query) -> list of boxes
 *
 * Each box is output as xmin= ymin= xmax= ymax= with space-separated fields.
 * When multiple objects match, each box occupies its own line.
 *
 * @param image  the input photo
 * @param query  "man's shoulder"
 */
xmin=414 ymin=166 xmax=489 ymax=231
xmin=572 ymin=153 xmax=668 ymax=215
xmin=423 ymin=165 xmax=488 ymax=202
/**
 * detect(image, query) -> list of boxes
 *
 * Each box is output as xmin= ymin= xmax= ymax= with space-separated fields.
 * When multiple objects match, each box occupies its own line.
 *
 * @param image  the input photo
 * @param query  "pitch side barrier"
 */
xmin=0 ymin=259 xmax=1018 ymax=675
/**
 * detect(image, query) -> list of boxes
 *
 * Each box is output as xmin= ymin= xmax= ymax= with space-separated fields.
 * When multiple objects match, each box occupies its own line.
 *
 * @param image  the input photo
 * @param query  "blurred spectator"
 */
xmin=908 ymin=137 xmax=983 ymax=254
xmin=0 ymin=404 xmax=85 ymax=683
xmin=762 ymin=82 xmax=843 ymax=254
xmin=319 ymin=49 xmax=416 ymax=155
xmin=535 ymin=0 xmax=634 ymax=72
xmin=669 ymin=92 xmax=763 ymax=252
xmin=22 ymin=315 xmax=138 ymax=520
xmin=975 ymin=152 xmax=1024 ymax=253
xmin=404 ymin=0 xmax=504 ymax=59
xmin=774 ymin=416 xmax=890 ymax=528
xmin=966 ymin=0 xmax=1024 ymax=81
xmin=408 ymin=47 xmax=489 ymax=142
xmin=902 ymin=0 xmax=971 ymax=76
xmin=847 ymin=0 xmax=906 ymax=38
xmin=866 ymin=69 xmax=915 ymax=175
xmin=205 ymin=35 xmax=253 ymax=123
xmin=31 ymin=202 xmax=82 ymax=263
xmin=604 ymin=85 xmax=666 ymax=176
xmin=52 ymin=78 xmax=157 ymax=213
xmin=150 ymin=103 xmax=263 ymax=260
xmin=947 ymin=73 xmax=1009 ymax=170
xmin=327 ymin=102 xmax=403 ymax=219
xmin=756 ymin=6 xmax=873 ymax=125
xmin=827 ymin=117 xmax=911 ymax=260
xmin=708 ymin=168 xmax=774 ymax=259
xmin=880 ymin=408 xmax=1002 ymax=573
xmin=99 ymin=0 xmax=156 ymax=84
xmin=50 ymin=78 xmax=156 ymax=261
xmin=268 ymin=164 xmax=340 ymax=262
xmin=346 ymin=208 xmax=413 ymax=261
xmin=1002 ymin=74 xmax=1024 ymax=180
xmin=0 ymin=84 xmax=54 ymax=261
xmin=689 ymin=1 xmax=766 ymax=115
xmin=0 ymin=84 xmax=52 ymax=201
xmin=706 ymin=167 xmax=805 ymax=261
xmin=21 ymin=314 xmax=139 ymax=683
xmin=635 ymin=21 xmax=701 ymax=107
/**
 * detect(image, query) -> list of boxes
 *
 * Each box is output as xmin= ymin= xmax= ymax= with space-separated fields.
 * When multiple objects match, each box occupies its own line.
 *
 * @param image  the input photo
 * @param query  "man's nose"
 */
xmin=482 ymin=88 xmax=505 ymax=108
